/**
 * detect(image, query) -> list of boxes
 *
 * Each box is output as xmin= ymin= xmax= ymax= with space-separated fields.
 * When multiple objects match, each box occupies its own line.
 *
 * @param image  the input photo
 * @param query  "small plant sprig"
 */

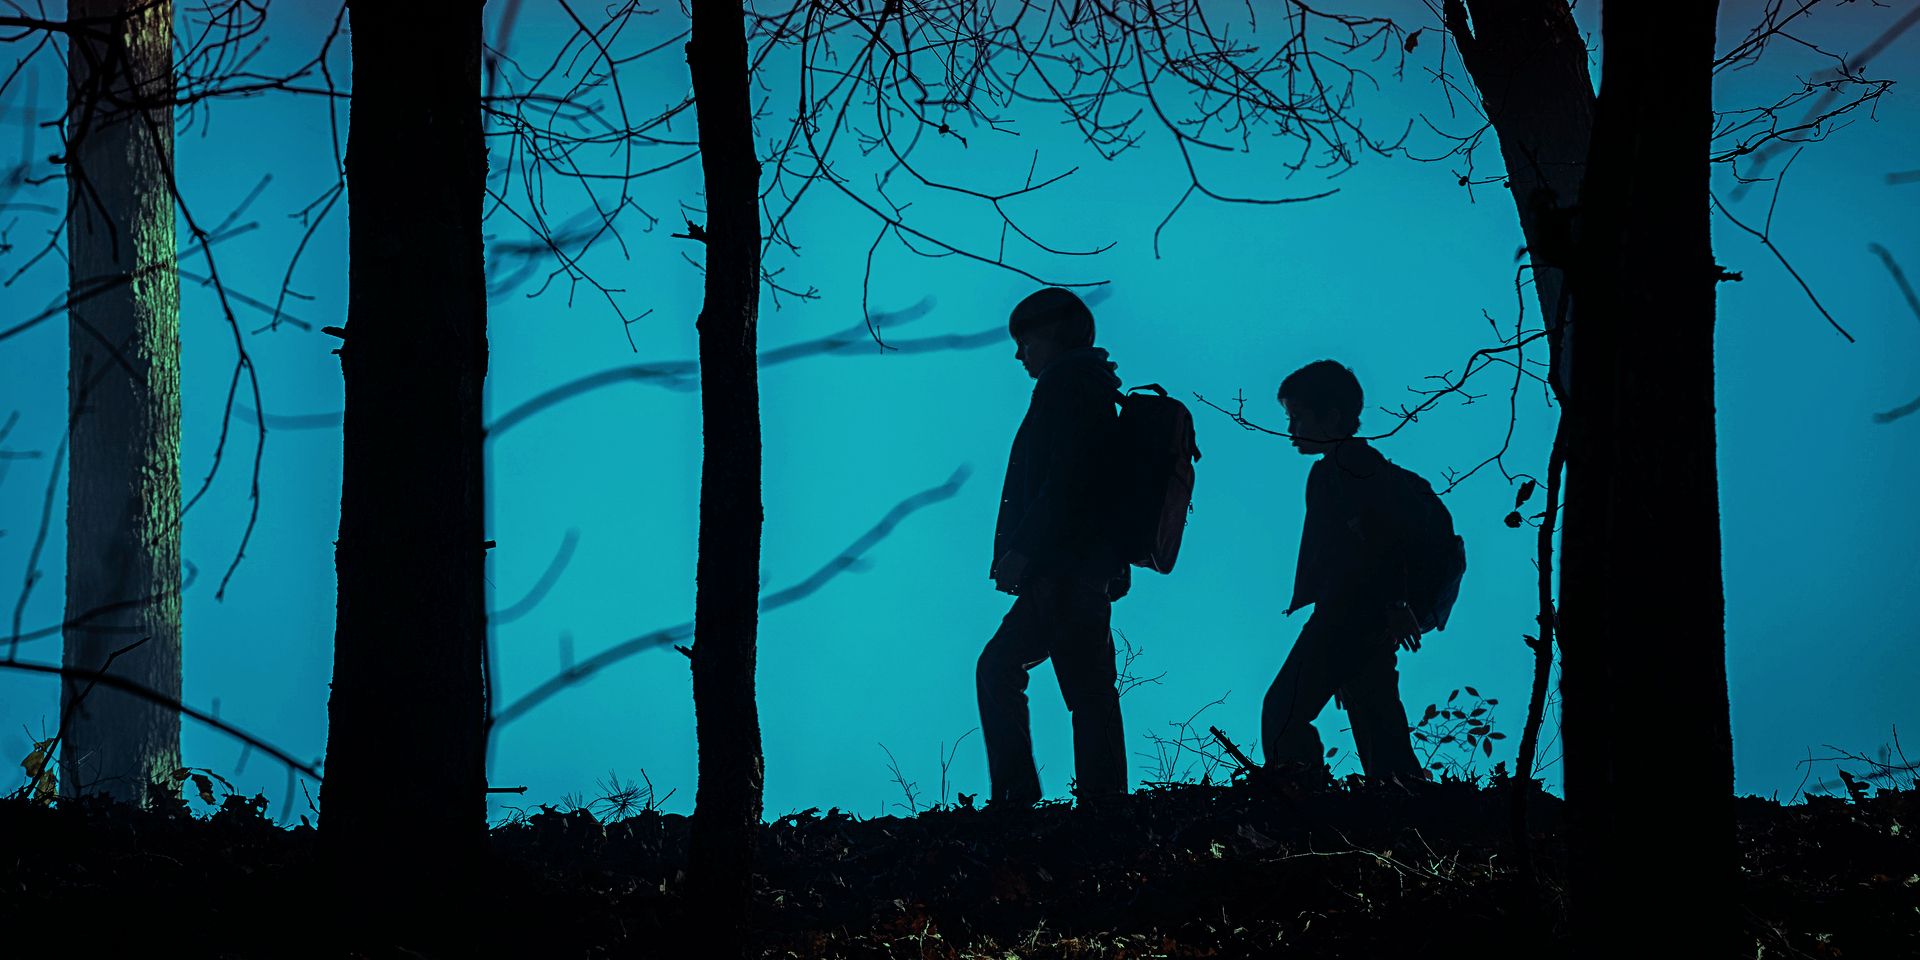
xmin=877 ymin=728 xmax=980 ymax=815
xmin=145 ymin=766 xmax=270 ymax=819
xmin=18 ymin=731 xmax=56 ymax=803
xmin=1138 ymin=695 xmax=1238 ymax=787
xmin=590 ymin=769 xmax=673 ymax=821
xmin=1412 ymin=686 xmax=1505 ymax=782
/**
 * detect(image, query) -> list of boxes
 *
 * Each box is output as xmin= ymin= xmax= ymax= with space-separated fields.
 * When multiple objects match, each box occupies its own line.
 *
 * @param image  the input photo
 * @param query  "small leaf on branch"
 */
xmin=1403 ymin=29 xmax=1421 ymax=52
xmin=1504 ymin=511 xmax=1523 ymax=529
xmin=1515 ymin=480 xmax=1536 ymax=508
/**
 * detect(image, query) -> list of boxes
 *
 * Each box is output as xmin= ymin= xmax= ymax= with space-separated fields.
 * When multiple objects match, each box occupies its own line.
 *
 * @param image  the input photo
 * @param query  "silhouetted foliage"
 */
xmin=4 ymin=777 xmax=1915 ymax=957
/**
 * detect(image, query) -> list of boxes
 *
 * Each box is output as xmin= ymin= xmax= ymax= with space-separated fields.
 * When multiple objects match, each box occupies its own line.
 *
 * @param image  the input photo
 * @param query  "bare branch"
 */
xmin=1 ymin=654 xmax=322 ymax=787
xmin=487 ymin=467 xmax=970 ymax=738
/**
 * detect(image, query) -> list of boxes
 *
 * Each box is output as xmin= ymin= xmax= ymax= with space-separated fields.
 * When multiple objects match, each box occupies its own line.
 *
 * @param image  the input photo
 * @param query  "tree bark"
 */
xmin=61 ymin=0 xmax=182 ymax=804
xmin=684 ymin=0 xmax=766 ymax=949
xmin=1443 ymin=0 xmax=1594 ymax=399
xmin=321 ymin=0 xmax=489 ymax=911
xmin=1560 ymin=2 xmax=1734 ymax=955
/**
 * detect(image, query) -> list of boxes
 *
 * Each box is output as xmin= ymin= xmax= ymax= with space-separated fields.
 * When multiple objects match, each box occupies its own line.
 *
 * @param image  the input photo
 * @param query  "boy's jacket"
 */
xmin=1287 ymin=440 xmax=1404 ymax=618
xmin=993 ymin=347 xmax=1130 ymax=593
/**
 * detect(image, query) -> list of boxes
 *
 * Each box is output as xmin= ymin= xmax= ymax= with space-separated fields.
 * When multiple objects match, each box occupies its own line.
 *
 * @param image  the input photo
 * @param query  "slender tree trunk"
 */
xmin=61 ymin=0 xmax=181 ymax=804
xmin=1511 ymin=422 xmax=1563 ymax=881
xmin=321 ymin=0 xmax=489 ymax=912
xmin=1560 ymin=2 xmax=1733 ymax=955
xmin=1443 ymin=0 xmax=1593 ymax=399
xmin=1442 ymin=0 xmax=1592 ymax=886
xmin=684 ymin=0 xmax=766 ymax=948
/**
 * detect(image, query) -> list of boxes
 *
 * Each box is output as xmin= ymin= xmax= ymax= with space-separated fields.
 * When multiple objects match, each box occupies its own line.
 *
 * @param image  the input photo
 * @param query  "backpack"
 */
xmin=1113 ymin=384 xmax=1202 ymax=573
xmin=1380 ymin=462 xmax=1467 ymax=633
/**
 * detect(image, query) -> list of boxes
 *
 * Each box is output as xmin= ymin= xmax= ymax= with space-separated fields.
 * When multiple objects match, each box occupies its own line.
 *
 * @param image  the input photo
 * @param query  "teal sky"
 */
xmin=2 ymin=0 xmax=1916 ymax=820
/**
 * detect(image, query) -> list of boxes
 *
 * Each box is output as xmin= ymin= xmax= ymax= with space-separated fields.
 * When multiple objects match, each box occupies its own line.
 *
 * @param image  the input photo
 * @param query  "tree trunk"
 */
xmin=1443 ymin=0 xmax=1594 ymax=399
xmin=684 ymin=0 xmax=766 ymax=949
xmin=1442 ymin=0 xmax=1592 ymax=890
xmin=61 ymin=0 xmax=182 ymax=804
xmin=1560 ymin=2 xmax=1734 ymax=955
xmin=321 ymin=0 xmax=489 ymax=912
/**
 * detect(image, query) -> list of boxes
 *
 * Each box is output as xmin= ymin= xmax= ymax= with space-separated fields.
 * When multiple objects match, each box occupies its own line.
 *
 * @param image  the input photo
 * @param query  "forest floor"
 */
xmin=2 ymin=774 xmax=1914 ymax=958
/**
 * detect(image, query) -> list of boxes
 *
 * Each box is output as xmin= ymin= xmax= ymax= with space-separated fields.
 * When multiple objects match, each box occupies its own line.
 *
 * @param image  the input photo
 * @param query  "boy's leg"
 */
xmin=1343 ymin=644 xmax=1423 ymax=779
xmin=977 ymin=589 xmax=1052 ymax=805
xmin=1047 ymin=580 xmax=1126 ymax=799
xmin=1261 ymin=613 xmax=1346 ymax=773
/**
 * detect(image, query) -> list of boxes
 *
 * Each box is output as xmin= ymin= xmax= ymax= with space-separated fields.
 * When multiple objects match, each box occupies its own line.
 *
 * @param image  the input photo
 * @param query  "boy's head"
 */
xmin=1277 ymin=359 xmax=1362 ymax=455
xmin=1009 ymin=287 xmax=1095 ymax=379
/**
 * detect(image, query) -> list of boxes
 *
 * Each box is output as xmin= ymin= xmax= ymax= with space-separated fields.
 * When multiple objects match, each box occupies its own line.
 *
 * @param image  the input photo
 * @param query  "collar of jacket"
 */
xmin=1035 ymin=346 xmax=1116 ymax=385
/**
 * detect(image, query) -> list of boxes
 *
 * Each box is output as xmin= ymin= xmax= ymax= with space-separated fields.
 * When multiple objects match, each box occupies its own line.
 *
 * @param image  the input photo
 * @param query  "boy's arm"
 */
xmin=1000 ymin=379 xmax=1115 ymax=568
xmin=1285 ymin=461 xmax=1330 ymax=615
xmin=1351 ymin=470 xmax=1426 ymax=649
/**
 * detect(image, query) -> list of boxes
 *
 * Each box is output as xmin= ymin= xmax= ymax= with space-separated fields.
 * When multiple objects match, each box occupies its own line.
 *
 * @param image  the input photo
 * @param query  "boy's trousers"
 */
xmin=1262 ymin=606 xmax=1423 ymax=778
xmin=977 ymin=577 xmax=1127 ymax=805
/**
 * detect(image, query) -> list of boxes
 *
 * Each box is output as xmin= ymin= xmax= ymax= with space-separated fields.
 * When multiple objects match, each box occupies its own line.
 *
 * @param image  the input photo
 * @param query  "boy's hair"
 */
xmin=1009 ymin=287 xmax=1096 ymax=348
xmin=1278 ymin=360 xmax=1364 ymax=437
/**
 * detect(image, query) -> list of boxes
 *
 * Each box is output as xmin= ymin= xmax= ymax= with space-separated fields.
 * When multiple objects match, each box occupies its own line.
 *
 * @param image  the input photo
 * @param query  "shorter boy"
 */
xmin=1263 ymin=360 xmax=1425 ymax=780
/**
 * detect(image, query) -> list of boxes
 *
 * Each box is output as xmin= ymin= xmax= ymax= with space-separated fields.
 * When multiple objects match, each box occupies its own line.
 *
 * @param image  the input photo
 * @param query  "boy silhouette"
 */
xmin=1264 ymin=360 xmax=1425 ymax=781
xmin=979 ymin=288 xmax=1130 ymax=808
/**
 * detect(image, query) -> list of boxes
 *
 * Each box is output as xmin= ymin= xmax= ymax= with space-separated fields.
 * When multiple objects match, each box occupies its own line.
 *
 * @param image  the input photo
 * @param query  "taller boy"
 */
xmin=980 ymin=288 xmax=1130 ymax=807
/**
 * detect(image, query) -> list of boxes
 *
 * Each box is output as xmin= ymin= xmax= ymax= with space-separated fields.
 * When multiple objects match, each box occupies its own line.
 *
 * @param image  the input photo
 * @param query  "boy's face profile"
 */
xmin=1013 ymin=325 xmax=1065 ymax=380
xmin=1281 ymin=400 xmax=1341 ymax=456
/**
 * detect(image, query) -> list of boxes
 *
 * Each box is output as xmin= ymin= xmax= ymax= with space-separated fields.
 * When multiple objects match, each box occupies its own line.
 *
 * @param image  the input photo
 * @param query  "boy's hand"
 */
xmin=1387 ymin=605 xmax=1423 ymax=653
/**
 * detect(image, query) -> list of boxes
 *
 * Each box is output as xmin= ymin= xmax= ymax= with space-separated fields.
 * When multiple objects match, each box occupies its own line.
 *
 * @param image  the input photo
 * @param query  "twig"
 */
xmin=1 ymin=654 xmax=322 ymax=789
xmin=1709 ymin=151 xmax=1854 ymax=342
xmin=1208 ymin=725 xmax=1258 ymax=776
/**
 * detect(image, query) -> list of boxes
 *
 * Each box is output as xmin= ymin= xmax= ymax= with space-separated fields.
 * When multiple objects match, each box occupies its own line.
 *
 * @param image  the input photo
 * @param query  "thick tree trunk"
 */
xmin=61 ymin=0 xmax=182 ymax=804
xmin=321 ymin=0 xmax=489 ymax=910
xmin=1560 ymin=2 xmax=1734 ymax=955
xmin=1443 ymin=0 xmax=1594 ymax=399
xmin=684 ymin=0 xmax=766 ymax=949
